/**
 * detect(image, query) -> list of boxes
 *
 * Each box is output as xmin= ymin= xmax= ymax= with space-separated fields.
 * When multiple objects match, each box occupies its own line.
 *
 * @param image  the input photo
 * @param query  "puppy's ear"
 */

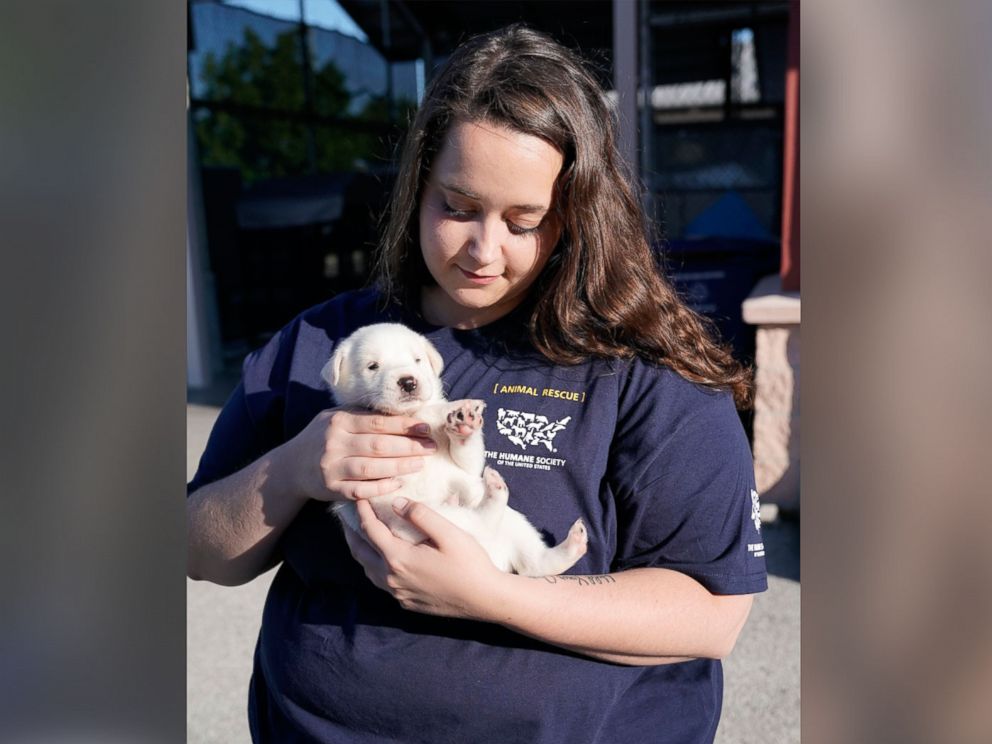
xmin=322 ymin=337 xmax=351 ymax=390
xmin=423 ymin=338 xmax=444 ymax=376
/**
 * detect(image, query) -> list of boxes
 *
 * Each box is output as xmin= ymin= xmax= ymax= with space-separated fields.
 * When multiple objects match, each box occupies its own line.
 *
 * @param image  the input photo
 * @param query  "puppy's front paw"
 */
xmin=445 ymin=400 xmax=486 ymax=441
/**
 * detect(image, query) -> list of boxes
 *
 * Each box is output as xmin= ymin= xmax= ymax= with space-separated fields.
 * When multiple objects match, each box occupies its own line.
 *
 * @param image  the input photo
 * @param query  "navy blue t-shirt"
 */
xmin=188 ymin=289 xmax=767 ymax=744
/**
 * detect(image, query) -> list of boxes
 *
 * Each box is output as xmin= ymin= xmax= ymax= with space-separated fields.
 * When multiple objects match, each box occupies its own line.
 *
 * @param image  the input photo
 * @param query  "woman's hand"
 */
xmin=343 ymin=497 xmax=506 ymax=620
xmin=285 ymin=409 xmax=437 ymax=502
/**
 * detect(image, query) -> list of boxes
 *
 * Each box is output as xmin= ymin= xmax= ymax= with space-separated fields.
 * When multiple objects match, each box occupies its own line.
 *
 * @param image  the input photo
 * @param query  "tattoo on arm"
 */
xmin=536 ymin=574 xmax=617 ymax=586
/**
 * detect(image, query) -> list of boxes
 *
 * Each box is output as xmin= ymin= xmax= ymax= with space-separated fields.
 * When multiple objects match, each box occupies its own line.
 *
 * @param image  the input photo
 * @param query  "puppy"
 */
xmin=322 ymin=322 xmax=587 ymax=577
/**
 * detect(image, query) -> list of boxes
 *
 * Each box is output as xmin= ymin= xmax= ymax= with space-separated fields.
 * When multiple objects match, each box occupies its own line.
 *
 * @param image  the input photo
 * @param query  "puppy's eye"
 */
xmin=414 ymin=357 xmax=422 ymax=363
xmin=367 ymin=362 xmax=379 ymax=371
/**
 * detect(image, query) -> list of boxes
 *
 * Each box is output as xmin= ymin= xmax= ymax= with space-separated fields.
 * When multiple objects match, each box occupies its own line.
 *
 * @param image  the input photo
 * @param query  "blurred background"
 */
xmin=186 ymin=1 xmax=800 ymax=423
xmin=186 ymin=2 xmax=801 ymax=743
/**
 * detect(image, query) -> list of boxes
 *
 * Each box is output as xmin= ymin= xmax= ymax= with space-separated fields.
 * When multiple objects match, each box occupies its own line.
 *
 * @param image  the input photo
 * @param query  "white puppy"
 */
xmin=322 ymin=322 xmax=587 ymax=577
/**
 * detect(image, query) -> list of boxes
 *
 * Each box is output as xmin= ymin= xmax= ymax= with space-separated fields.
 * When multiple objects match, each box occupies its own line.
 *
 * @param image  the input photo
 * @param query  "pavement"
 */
xmin=187 ymin=404 xmax=800 ymax=744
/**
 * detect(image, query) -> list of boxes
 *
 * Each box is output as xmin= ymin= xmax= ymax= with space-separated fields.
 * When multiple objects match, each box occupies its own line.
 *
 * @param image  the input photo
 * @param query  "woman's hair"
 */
xmin=374 ymin=24 xmax=753 ymax=408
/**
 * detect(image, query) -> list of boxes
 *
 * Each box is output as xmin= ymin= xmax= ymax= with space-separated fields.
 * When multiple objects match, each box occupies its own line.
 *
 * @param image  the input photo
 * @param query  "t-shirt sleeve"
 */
xmin=187 ymin=326 xmax=293 ymax=496
xmin=187 ymin=382 xmax=272 ymax=496
xmin=609 ymin=366 xmax=767 ymax=595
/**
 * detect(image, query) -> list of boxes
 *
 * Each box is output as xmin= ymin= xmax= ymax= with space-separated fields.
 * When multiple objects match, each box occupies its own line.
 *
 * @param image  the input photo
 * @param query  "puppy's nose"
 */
xmin=398 ymin=376 xmax=418 ymax=394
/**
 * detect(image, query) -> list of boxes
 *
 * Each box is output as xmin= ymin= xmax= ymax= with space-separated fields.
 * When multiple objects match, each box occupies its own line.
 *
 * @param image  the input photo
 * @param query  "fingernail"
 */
xmin=393 ymin=497 xmax=409 ymax=513
xmin=413 ymin=423 xmax=430 ymax=435
xmin=422 ymin=439 xmax=437 ymax=450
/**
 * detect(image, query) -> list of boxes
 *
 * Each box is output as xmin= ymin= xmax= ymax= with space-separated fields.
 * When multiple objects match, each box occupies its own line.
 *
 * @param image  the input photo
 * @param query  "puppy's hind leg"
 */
xmin=509 ymin=517 xmax=589 ymax=578
xmin=475 ymin=466 xmax=510 ymax=523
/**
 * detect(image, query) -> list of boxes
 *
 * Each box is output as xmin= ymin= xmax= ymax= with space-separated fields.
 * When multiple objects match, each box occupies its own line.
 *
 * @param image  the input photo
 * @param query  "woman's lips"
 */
xmin=458 ymin=267 xmax=501 ymax=285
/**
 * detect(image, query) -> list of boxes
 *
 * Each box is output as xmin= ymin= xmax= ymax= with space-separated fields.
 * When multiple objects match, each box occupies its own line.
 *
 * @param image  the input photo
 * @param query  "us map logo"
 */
xmin=496 ymin=407 xmax=571 ymax=452
xmin=487 ymin=407 xmax=571 ymax=472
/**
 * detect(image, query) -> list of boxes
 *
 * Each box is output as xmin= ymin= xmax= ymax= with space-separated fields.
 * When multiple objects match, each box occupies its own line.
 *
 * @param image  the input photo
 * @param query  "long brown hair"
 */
xmin=374 ymin=24 xmax=752 ymax=408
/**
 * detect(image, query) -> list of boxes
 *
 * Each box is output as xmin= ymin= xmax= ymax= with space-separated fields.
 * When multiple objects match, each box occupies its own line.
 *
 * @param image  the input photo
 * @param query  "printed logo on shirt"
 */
xmin=491 ymin=382 xmax=586 ymax=404
xmin=486 ymin=407 xmax=572 ymax=472
xmin=486 ymin=449 xmax=568 ymax=472
xmin=747 ymin=491 xmax=764 ymax=557
xmin=495 ymin=407 xmax=571 ymax=452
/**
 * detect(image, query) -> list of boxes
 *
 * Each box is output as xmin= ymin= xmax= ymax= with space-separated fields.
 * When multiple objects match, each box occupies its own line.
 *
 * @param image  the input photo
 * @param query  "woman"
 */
xmin=188 ymin=24 xmax=766 ymax=744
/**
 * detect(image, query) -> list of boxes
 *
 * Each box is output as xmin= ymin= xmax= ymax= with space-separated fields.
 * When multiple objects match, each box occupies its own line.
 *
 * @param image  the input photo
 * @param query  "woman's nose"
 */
xmin=466 ymin=220 xmax=502 ymax=265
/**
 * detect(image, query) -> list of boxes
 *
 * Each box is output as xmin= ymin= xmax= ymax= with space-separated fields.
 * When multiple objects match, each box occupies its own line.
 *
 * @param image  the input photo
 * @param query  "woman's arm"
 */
xmin=187 ymin=437 xmax=309 ymax=587
xmin=346 ymin=498 xmax=754 ymax=665
xmin=187 ymin=410 xmax=435 ymax=586
xmin=491 ymin=570 xmax=753 ymax=664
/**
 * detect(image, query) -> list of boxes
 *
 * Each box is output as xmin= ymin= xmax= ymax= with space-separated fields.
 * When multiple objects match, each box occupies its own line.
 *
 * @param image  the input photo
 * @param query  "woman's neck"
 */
xmin=420 ymin=286 xmax=518 ymax=330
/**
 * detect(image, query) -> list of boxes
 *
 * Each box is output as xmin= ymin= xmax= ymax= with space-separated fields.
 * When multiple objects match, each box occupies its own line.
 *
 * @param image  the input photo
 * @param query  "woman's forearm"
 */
xmin=187 ymin=441 xmax=308 ymax=586
xmin=346 ymin=499 xmax=755 ymax=665
xmin=188 ymin=407 xmax=436 ymax=586
xmin=482 ymin=568 xmax=754 ymax=665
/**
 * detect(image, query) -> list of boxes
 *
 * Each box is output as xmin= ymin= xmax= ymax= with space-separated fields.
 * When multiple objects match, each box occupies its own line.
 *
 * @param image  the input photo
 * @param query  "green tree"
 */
xmin=194 ymin=27 xmax=402 ymax=182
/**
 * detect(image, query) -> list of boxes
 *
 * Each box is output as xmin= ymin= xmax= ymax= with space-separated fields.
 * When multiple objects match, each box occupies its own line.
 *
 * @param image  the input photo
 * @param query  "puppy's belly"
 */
xmin=415 ymin=456 xmax=484 ymax=506
xmin=433 ymin=504 xmax=515 ymax=573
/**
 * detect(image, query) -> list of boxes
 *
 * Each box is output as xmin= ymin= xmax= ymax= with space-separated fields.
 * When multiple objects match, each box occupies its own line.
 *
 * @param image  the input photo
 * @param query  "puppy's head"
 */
xmin=322 ymin=323 xmax=445 ymax=414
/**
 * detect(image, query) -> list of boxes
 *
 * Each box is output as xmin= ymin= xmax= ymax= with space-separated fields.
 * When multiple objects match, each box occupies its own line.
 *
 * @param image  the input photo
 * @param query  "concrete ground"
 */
xmin=187 ymin=404 xmax=800 ymax=743
xmin=717 ymin=517 xmax=801 ymax=744
xmin=187 ymin=405 xmax=273 ymax=744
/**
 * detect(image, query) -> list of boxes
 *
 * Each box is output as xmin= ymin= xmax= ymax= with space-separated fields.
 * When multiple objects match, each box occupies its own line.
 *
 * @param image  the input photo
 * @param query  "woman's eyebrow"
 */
xmin=440 ymin=181 xmax=548 ymax=213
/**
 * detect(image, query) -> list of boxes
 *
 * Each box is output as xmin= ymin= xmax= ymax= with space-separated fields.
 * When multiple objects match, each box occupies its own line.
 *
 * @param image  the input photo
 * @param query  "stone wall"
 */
xmin=743 ymin=275 xmax=801 ymax=511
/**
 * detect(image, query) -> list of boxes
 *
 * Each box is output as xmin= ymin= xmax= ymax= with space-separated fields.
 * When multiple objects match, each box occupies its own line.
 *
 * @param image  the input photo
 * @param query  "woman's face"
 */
xmin=418 ymin=120 xmax=563 ymax=329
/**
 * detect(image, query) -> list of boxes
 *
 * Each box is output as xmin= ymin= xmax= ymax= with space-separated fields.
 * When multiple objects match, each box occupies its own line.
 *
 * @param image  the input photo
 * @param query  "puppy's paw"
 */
xmin=482 ymin=466 xmax=509 ymax=507
xmin=445 ymin=400 xmax=486 ymax=441
xmin=483 ymin=465 xmax=507 ymax=491
xmin=564 ymin=518 xmax=588 ymax=559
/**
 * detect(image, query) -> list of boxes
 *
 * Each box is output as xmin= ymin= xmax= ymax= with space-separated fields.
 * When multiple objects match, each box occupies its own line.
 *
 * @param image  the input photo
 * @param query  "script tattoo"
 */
xmin=537 ymin=575 xmax=617 ymax=586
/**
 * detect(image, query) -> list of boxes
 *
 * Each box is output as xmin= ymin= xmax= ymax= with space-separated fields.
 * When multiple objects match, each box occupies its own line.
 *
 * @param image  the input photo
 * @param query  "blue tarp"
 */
xmin=683 ymin=190 xmax=775 ymax=243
